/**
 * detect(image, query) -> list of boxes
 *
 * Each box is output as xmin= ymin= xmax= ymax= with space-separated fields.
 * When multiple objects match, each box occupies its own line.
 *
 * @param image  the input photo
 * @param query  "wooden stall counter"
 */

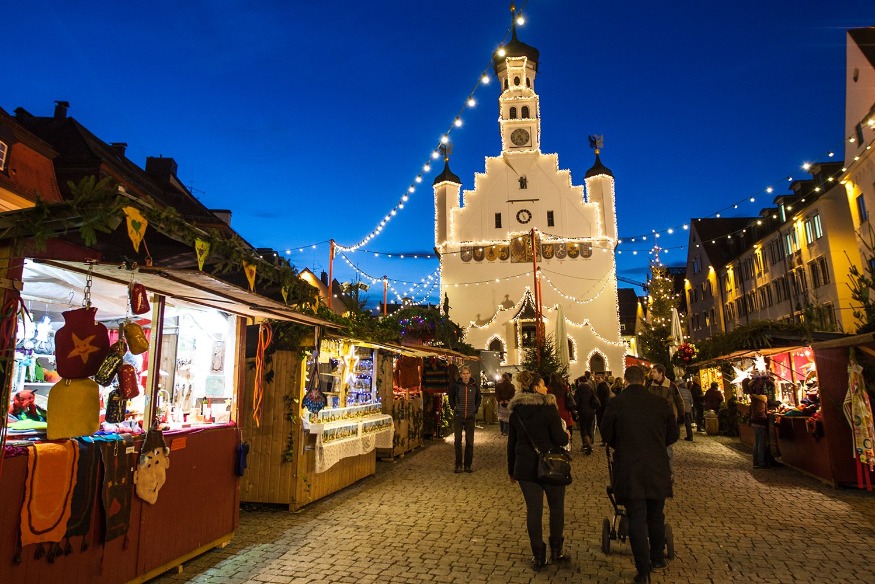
xmin=775 ymin=415 xmax=833 ymax=486
xmin=0 ymin=424 xmax=240 ymax=584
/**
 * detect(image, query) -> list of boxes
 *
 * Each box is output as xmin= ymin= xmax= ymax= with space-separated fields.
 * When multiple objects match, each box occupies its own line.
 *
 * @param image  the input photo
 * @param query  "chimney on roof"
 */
xmin=320 ymin=271 xmax=329 ymax=286
xmin=145 ymin=156 xmax=178 ymax=183
xmin=110 ymin=142 xmax=127 ymax=157
xmin=54 ymin=101 xmax=70 ymax=119
xmin=211 ymin=209 xmax=232 ymax=225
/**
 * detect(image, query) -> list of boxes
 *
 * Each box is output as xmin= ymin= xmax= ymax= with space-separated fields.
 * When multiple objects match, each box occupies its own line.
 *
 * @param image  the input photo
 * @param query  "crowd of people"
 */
xmin=447 ymin=362 xmax=729 ymax=583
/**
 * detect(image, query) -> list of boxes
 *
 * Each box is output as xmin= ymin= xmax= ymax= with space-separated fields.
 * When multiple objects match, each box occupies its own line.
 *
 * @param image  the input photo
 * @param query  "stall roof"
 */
xmin=697 ymin=346 xmax=810 ymax=367
xmin=811 ymin=332 xmax=875 ymax=351
xmin=38 ymin=260 xmax=339 ymax=328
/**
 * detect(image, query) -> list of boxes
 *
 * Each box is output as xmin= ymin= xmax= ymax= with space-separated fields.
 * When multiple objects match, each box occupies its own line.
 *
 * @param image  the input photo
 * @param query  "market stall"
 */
xmin=239 ymin=336 xmax=394 ymax=511
xmin=1 ymin=257 xmax=330 ymax=582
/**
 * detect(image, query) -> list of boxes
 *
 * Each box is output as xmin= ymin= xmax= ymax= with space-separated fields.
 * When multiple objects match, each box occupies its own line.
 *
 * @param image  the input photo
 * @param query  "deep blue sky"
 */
xmin=8 ymin=1 xmax=875 ymax=303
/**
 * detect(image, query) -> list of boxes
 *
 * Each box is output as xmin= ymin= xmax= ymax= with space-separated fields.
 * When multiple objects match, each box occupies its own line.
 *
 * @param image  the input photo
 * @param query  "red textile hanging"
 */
xmin=252 ymin=322 xmax=273 ymax=428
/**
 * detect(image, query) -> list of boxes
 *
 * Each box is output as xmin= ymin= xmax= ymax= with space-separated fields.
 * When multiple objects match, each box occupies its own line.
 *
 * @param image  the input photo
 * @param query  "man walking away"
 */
xmin=676 ymin=380 xmax=694 ymax=442
xmin=449 ymin=366 xmax=482 ymax=473
xmin=601 ymin=366 xmax=679 ymax=583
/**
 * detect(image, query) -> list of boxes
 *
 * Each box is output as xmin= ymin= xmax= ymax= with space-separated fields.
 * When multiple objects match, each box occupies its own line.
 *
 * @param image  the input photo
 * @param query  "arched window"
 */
xmin=526 ymin=78 xmax=531 ymax=88
xmin=509 ymin=107 xmax=517 ymax=119
xmin=514 ymin=76 xmax=520 ymax=86
xmin=521 ymin=106 xmax=530 ymax=119
xmin=504 ymin=78 xmax=509 ymax=90
xmin=487 ymin=337 xmax=506 ymax=363
xmin=567 ymin=338 xmax=576 ymax=361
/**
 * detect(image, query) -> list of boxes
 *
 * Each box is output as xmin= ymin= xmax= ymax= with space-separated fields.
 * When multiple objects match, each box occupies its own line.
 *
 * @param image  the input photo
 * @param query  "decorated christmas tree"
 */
xmin=637 ymin=264 xmax=678 ymax=374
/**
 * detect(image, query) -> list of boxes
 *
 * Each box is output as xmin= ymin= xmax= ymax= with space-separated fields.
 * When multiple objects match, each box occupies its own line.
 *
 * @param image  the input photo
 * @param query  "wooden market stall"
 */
xmin=1 ymin=257 xmax=332 ymax=583
xmin=239 ymin=336 xmax=394 ymax=511
xmin=797 ymin=333 xmax=875 ymax=488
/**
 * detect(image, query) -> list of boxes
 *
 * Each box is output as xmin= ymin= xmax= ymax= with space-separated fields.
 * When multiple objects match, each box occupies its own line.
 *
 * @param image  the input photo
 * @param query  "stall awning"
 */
xmin=36 ymin=260 xmax=339 ymax=328
xmin=323 ymin=333 xmax=476 ymax=360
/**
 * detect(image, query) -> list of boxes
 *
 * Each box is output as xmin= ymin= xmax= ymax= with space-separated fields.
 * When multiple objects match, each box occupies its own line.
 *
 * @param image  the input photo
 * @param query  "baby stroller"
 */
xmin=601 ymin=445 xmax=675 ymax=558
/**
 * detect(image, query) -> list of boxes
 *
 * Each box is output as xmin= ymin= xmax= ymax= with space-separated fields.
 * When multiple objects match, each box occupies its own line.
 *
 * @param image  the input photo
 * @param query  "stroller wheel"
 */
xmin=665 ymin=523 xmax=675 ymax=559
xmin=618 ymin=516 xmax=629 ymax=542
xmin=601 ymin=518 xmax=611 ymax=554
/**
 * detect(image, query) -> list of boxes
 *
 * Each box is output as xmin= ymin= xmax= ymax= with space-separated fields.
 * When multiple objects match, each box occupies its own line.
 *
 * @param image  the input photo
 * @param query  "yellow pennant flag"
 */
xmin=194 ymin=238 xmax=210 ymax=271
xmin=281 ymin=283 xmax=289 ymax=304
xmin=243 ymin=261 xmax=257 ymax=292
xmin=122 ymin=207 xmax=148 ymax=252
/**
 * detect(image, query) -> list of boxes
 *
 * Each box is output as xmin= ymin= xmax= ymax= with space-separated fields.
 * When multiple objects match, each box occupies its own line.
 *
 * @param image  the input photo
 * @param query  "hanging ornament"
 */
xmin=122 ymin=206 xmax=148 ymax=253
xmin=194 ymin=238 xmax=210 ymax=271
xmin=242 ymin=260 xmax=257 ymax=292
xmin=124 ymin=321 xmax=149 ymax=355
xmin=129 ymin=282 xmax=150 ymax=315
xmin=281 ymin=283 xmax=289 ymax=304
xmin=134 ymin=428 xmax=170 ymax=505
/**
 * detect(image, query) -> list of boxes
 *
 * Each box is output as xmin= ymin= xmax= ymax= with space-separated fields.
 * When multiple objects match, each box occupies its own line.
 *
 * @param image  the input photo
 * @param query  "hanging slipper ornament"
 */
xmin=54 ymin=266 xmax=109 ymax=379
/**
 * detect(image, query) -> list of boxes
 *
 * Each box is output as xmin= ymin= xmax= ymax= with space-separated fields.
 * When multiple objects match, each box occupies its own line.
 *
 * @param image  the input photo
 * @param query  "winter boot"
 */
xmin=549 ymin=536 xmax=570 ymax=563
xmin=530 ymin=541 xmax=547 ymax=571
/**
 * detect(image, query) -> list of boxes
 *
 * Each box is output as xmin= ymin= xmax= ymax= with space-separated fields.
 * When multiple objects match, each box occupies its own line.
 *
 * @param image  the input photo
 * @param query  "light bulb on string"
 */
xmin=467 ymin=97 xmax=476 ymax=107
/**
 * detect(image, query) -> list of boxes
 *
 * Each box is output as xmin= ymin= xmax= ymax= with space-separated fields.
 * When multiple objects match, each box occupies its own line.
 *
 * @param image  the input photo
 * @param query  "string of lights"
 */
xmin=539 ymin=268 xmax=613 ymax=305
xmin=332 ymin=4 xmax=531 ymax=253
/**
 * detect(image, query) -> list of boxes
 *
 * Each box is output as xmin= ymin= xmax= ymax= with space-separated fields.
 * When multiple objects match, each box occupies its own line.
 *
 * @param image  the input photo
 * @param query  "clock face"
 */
xmin=510 ymin=128 xmax=530 ymax=146
xmin=516 ymin=209 xmax=532 ymax=224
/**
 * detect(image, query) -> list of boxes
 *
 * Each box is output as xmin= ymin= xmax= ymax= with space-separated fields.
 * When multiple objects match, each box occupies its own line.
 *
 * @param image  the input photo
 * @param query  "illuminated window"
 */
xmin=857 ymin=195 xmax=868 ymax=222
xmin=0 ymin=141 xmax=7 ymax=171
xmin=812 ymin=213 xmax=823 ymax=239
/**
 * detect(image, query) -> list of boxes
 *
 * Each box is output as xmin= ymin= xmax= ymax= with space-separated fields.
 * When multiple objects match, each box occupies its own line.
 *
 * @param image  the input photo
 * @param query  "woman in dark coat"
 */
xmin=508 ymin=374 xmax=570 ymax=571
xmin=573 ymin=376 xmax=597 ymax=455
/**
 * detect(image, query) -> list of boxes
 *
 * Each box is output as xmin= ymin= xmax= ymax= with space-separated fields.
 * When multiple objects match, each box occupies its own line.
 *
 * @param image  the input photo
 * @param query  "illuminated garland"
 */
xmin=333 ymin=4 xmax=532 ymax=253
xmin=539 ymin=268 xmax=613 ymax=305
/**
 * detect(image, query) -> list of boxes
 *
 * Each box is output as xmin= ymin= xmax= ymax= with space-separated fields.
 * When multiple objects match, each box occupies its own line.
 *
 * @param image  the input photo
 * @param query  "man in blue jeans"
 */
xmin=449 ymin=366 xmax=481 ymax=473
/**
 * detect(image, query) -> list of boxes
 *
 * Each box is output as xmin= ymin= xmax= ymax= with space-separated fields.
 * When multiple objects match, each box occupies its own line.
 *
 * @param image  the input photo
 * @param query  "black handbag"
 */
xmin=518 ymin=418 xmax=572 ymax=486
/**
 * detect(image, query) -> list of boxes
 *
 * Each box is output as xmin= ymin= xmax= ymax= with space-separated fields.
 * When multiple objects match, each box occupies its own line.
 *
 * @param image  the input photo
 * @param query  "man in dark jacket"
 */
xmin=449 ymin=365 xmax=482 ymax=473
xmin=601 ymin=365 xmax=679 ymax=583
xmin=594 ymin=372 xmax=612 ymax=444
xmin=573 ymin=376 xmax=597 ymax=455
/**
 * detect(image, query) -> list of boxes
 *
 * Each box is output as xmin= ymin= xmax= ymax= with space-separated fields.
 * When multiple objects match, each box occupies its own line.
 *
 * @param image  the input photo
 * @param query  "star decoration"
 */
xmin=731 ymin=365 xmax=753 ymax=386
xmin=67 ymin=333 xmax=100 ymax=363
xmin=753 ymin=355 xmax=767 ymax=373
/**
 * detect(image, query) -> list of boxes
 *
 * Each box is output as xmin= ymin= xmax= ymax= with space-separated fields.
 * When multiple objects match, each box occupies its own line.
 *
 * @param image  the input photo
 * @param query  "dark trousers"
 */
xmin=683 ymin=412 xmax=693 ymax=440
xmin=626 ymin=498 xmax=666 ymax=576
xmin=694 ymin=406 xmax=705 ymax=430
xmin=454 ymin=416 xmax=475 ymax=468
xmin=753 ymin=424 xmax=767 ymax=467
xmin=518 ymin=480 xmax=565 ymax=547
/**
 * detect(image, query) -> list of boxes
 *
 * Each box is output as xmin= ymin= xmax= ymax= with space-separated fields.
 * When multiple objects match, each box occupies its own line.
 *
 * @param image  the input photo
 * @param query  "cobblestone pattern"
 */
xmin=150 ymin=426 xmax=875 ymax=584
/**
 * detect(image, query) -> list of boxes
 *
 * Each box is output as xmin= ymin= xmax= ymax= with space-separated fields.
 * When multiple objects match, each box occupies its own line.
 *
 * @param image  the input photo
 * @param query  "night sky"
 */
xmin=8 ymin=1 xmax=875 ymax=304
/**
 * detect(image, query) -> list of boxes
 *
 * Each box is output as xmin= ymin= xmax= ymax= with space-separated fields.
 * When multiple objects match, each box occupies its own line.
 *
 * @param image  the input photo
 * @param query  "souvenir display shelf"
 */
xmin=303 ymin=410 xmax=394 ymax=473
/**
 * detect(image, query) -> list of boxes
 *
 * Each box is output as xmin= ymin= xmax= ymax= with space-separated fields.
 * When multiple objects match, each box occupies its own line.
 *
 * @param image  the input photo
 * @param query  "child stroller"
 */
xmin=601 ymin=445 xmax=675 ymax=558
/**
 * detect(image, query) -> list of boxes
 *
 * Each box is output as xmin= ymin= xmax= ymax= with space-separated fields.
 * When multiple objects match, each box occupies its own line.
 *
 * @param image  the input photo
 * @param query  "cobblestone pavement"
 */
xmin=152 ymin=425 xmax=875 ymax=584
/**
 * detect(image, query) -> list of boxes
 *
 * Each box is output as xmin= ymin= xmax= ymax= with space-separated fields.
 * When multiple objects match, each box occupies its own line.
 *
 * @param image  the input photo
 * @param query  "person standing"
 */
xmin=676 ymin=380 xmax=694 ymax=442
xmin=601 ymin=366 xmax=679 ymax=583
xmin=449 ymin=365 xmax=481 ymax=473
xmin=507 ymin=374 xmax=571 ymax=571
xmin=646 ymin=364 xmax=684 ymax=469
xmin=573 ymin=375 xmax=597 ymax=455
xmin=594 ymin=372 xmax=612 ymax=444
xmin=703 ymin=382 xmax=724 ymax=413
xmin=548 ymin=373 xmax=576 ymax=451
xmin=495 ymin=372 xmax=516 ymax=436
xmin=690 ymin=379 xmax=705 ymax=432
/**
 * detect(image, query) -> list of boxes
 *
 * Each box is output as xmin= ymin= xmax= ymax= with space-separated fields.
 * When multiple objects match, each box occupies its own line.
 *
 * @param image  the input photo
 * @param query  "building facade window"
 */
xmin=813 ymin=213 xmax=823 ymax=239
xmin=0 ymin=141 xmax=7 ymax=172
xmin=521 ymin=106 xmax=530 ymax=118
xmin=692 ymin=255 xmax=702 ymax=274
xmin=818 ymin=257 xmax=830 ymax=285
xmin=495 ymin=213 xmax=502 ymax=228
xmin=858 ymin=194 xmax=868 ymax=223
xmin=509 ymin=107 xmax=517 ymax=119
xmin=547 ymin=210 xmax=554 ymax=227
xmin=810 ymin=260 xmax=821 ymax=288
xmin=805 ymin=219 xmax=814 ymax=245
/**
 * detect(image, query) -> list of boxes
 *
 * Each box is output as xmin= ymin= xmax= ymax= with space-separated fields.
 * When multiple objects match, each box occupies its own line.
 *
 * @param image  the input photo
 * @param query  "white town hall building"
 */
xmin=434 ymin=27 xmax=626 ymax=380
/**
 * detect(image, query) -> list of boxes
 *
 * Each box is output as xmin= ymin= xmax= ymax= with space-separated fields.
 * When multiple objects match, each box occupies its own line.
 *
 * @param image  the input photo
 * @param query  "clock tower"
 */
xmin=494 ymin=25 xmax=541 ymax=152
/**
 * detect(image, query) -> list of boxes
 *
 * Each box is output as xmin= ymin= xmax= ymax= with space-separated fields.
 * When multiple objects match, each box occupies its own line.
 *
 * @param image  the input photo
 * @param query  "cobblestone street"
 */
xmin=152 ymin=425 xmax=875 ymax=584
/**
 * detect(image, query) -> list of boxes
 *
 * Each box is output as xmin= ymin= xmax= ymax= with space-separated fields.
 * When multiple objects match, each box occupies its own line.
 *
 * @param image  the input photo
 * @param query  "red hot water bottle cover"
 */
xmin=55 ymin=307 xmax=110 ymax=378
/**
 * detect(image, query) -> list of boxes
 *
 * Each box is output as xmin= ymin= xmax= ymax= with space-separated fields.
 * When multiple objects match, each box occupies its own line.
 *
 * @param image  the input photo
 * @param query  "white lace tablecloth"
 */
xmin=313 ymin=416 xmax=394 ymax=473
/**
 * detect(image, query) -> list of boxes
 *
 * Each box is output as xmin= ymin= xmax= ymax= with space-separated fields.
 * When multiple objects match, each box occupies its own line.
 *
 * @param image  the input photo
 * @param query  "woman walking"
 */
xmin=548 ymin=373 xmax=576 ymax=453
xmin=508 ymin=374 xmax=571 ymax=571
